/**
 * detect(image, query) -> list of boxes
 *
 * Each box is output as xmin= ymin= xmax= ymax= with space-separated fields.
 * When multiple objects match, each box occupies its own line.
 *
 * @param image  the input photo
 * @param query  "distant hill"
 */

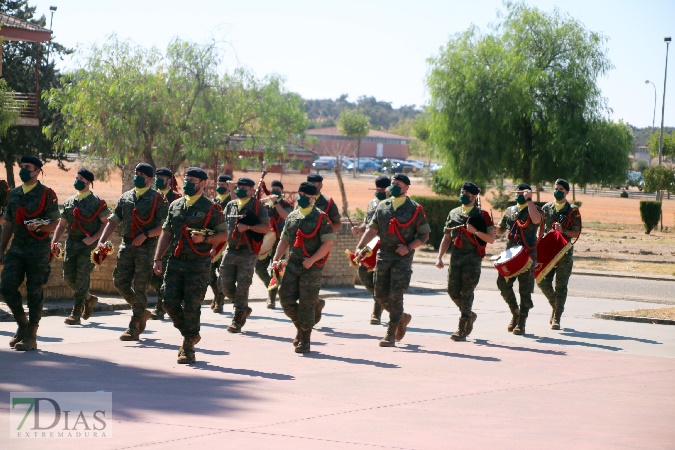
xmin=630 ymin=125 xmax=673 ymax=147
xmin=304 ymin=95 xmax=422 ymax=131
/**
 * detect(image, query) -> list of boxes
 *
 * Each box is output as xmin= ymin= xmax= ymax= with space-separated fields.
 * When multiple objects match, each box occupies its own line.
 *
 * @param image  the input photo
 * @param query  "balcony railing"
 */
xmin=4 ymin=91 xmax=38 ymax=118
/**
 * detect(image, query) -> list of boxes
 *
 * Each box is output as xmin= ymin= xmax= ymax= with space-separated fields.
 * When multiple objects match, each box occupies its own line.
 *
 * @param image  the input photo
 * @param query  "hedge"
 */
xmin=639 ymin=201 xmax=662 ymax=234
xmin=409 ymin=196 xmax=461 ymax=250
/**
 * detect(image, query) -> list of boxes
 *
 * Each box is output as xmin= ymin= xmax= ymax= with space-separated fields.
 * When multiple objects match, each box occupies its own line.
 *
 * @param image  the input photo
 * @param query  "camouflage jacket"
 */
xmin=163 ymin=195 xmax=226 ymax=258
xmin=498 ymin=205 xmax=542 ymax=252
xmin=364 ymin=198 xmax=380 ymax=225
xmin=0 ymin=179 xmax=9 ymax=215
xmin=541 ymin=201 xmax=582 ymax=254
xmin=266 ymin=197 xmax=293 ymax=238
xmin=444 ymin=206 xmax=494 ymax=255
xmin=110 ymin=188 xmax=169 ymax=240
xmin=223 ymin=198 xmax=270 ymax=248
xmin=61 ymin=192 xmax=111 ymax=248
xmin=4 ymin=182 xmax=60 ymax=245
xmin=212 ymin=194 xmax=231 ymax=210
xmin=368 ymin=197 xmax=431 ymax=256
xmin=281 ymin=207 xmax=335 ymax=265
xmin=160 ymin=189 xmax=182 ymax=204
xmin=314 ymin=194 xmax=341 ymax=226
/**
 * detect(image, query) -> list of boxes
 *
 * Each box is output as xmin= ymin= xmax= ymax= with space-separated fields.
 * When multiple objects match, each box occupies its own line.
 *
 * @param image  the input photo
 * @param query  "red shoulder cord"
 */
xmin=15 ymin=187 xmax=56 ymax=240
xmin=563 ymin=207 xmax=582 ymax=246
xmin=71 ymin=199 xmax=108 ymax=236
xmin=131 ymin=192 xmax=161 ymax=238
xmin=387 ymin=204 xmax=423 ymax=245
xmin=453 ymin=210 xmax=491 ymax=258
xmin=174 ymin=201 xmax=219 ymax=257
xmin=293 ymin=211 xmax=331 ymax=266
xmin=230 ymin=199 xmax=262 ymax=250
xmin=510 ymin=210 xmax=544 ymax=250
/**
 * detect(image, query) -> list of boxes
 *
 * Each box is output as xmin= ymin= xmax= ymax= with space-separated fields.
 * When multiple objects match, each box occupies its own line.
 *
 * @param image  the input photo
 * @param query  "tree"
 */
xmin=646 ymin=130 xmax=675 ymax=160
xmin=0 ymin=0 xmax=71 ymax=187
xmin=0 ymin=80 xmax=20 ymax=137
xmin=426 ymin=2 xmax=613 ymax=188
xmin=337 ymin=109 xmax=369 ymax=178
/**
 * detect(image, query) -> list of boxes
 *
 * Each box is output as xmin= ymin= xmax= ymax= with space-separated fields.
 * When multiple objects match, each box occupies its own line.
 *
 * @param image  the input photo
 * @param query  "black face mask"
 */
xmin=554 ymin=190 xmax=565 ymax=201
xmin=515 ymin=194 xmax=526 ymax=205
xmin=375 ymin=192 xmax=387 ymax=201
xmin=216 ymin=186 xmax=228 ymax=195
xmin=459 ymin=193 xmax=472 ymax=205
xmin=155 ymin=178 xmax=166 ymax=190
xmin=183 ymin=181 xmax=198 ymax=196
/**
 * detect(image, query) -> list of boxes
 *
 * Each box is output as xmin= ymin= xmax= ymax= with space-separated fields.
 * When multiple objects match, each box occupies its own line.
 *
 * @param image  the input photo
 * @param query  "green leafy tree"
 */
xmin=646 ymin=130 xmax=675 ymax=160
xmin=337 ymin=109 xmax=369 ymax=178
xmin=426 ymin=1 xmax=612 ymax=188
xmin=643 ymin=165 xmax=675 ymax=194
xmin=0 ymin=0 xmax=71 ymax=186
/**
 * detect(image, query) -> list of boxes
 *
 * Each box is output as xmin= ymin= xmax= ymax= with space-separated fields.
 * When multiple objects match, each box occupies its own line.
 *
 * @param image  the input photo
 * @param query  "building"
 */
xmin=306 ymin=127 xmax=411 ymax=160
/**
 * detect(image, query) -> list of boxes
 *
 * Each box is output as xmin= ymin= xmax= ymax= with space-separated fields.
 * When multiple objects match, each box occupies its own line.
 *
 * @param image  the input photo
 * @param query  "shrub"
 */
xmin=410 ymin=196 xmax=461 ymax=250
xmin=639 ymin=201 xmax=662 ymax=234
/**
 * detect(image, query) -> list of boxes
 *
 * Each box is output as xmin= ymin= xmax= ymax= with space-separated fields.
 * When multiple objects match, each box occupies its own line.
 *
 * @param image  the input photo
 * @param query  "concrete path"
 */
xmin=1 ymin=279 xmax=674 ymax=449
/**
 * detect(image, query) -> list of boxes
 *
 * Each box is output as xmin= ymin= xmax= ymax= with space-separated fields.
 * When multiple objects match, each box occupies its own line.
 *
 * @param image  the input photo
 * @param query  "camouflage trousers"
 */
xmin=163 ymin=256 xmax=211 ymax=339
xmin=149 ymin=254 xmax=169 ymax=311
xmin=63 ymin=240 xmax=97 ymax=308
xmin=447 ymin=250 xmax=482 ymax=318
xmin=374 ymin=253 xmax=413 ymax=324
xmin=537 ymin=250 xmax=574 ymax=314
xmin=279 ymin=260 xmax=323 ymax=330
xmin=358 ymin=265 xmax=378 ymax=310
xmin=254 ymin=240 xmax=278 ymax=289
xmin=209 ymin=257 xmax=224 ymax=304
xmin=113 ymin=241 xmax=156 ymax=318
xmin=0 ymin=242 xmax=51 ymax=324
xmin=218 ymin=247 xmax=258 ymax=311
xmin=497 ymin=251 xmax=536 ymax=314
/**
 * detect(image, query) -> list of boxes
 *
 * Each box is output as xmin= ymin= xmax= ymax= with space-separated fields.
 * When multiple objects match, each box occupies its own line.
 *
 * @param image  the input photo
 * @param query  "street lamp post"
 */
xmin=657 ymin=37 xmax=671 ymax=167
xmin=645 ymin=80 xmax=656 ymax=133
xmin=47 ymin=6 xmax=56 ymax=65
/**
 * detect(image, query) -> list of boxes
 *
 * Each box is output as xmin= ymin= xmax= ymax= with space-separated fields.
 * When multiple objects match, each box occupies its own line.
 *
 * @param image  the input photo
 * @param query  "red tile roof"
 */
xmin=306 ymin=127 xmax=411 ymax=141
xmin=0 ymin=13 xmax=52 ymax=42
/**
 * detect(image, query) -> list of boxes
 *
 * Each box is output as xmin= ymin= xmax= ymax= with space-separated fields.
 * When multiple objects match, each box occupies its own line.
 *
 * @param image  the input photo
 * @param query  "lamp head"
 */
xmin=645 ymin=80 xmax=650 ymax=84
xmin=49 ymin=6 xmax=57 ymax=11
xmin=665 ymin=37 xmax=672 ymax=43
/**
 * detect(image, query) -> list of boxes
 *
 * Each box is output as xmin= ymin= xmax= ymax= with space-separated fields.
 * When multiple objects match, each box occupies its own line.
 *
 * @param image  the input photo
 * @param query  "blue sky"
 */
xmin=30 ymin=0 xmax=674 ymax=128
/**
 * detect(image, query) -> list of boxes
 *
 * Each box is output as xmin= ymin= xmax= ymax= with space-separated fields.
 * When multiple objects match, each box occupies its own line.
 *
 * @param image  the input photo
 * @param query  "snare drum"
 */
xmin=257 ymin=232 xmax=277 ymax=260
xmin=492 ymin=245 xmax=533 ymax=280
xmin=534 ymin=229 xmax=572 ymax=283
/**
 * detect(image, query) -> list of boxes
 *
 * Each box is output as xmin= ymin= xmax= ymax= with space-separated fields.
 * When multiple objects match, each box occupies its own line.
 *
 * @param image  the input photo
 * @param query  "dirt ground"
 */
xmin=14 ymin=161 xmax=675 ymax=277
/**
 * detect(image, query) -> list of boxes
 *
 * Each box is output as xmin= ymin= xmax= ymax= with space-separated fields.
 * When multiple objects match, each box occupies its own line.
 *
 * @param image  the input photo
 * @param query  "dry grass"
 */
xmin=608 ymin=307 xmax=675 ymax=320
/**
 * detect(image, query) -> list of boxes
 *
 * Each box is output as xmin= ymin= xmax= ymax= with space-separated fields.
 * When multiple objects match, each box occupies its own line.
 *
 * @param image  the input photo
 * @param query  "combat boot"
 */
xmin=150 ymin=298 xmax=165 ymax=320
xmin=177 ymin=336 xmax=198 ymax=364
xmin=314 ymin=299 xmax=326 ymax=325
xmin=120 ymin=317 xmax=141 ymax=341
xmin=379 ymin=321 xmax=397 ymax=347
xmin=465 ymin=312 xmax=478 ymax=336
xmin=82 ymin=294 xmax=98 ymax=320
xmin=551 ymin=308 xmax=563 ymax=330
xmin=292 ymin=321 xmax=302 ymax=347
xmin=370 ymin=302 xmax=382 ymax=325
xmin=9 ymin=311 xmax=29 ymax=348
xmin=513 ymin=314 xmax=528 ymax=335
xmin=212 ymin=294 xmax=224 ymax=313
xmin=138 ymin=310 xmax=152 ymax=334
xmin=451 ymin=317 xmax=469 ymax=342
xmin=295 ymin=328 xmax=312 ymax=353
xmin=227 ymin=307 xmax=252 ymax=333
xmin=507 ymin=306 xmax=520 ymax=332
xmin=14 ymin=324 xmax=39 ymax=351
xmin=267 ymin=288 xmax=278 ymax=309
xmin=395 ymin=313 xmax=412 ymax=341
xmin=64 ymin=305 xmax=83 ymax=325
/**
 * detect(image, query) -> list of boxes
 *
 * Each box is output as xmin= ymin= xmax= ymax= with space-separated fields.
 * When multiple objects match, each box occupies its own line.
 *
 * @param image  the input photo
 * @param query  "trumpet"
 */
xmin=91 ymin=241 xmax=115 ymax=267
xmin=50 ymin=242 xmax=64 ymax=262
xmin=187 ymin=227 xmax=215 ymax=237
xmin=24 ymin=218 xmax=50 ymax=229
xmin=268 ymin=259 xmax=286 ymax=291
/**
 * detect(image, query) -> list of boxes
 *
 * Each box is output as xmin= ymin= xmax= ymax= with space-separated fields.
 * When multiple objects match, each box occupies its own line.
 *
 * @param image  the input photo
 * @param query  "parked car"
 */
xmin=616 ymin=171 xmax=645 ymax=191
xmin=347 ymin=159 xmax=383 ymax=173
xmin=383 ymin=160 xmax=420 ymax=174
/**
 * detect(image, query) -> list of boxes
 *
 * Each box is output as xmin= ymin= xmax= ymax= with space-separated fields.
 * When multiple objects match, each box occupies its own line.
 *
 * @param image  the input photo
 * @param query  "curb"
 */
xmin=593 ymin=313 xmax=675 ymax=326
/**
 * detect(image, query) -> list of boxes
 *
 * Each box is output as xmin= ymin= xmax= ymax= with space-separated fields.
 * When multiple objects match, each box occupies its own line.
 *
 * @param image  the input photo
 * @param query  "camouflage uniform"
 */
xmin=60 ymin=192 xmax=110 ymax=314
xmin=109 ymin=188 xmax=168 ymax=318
xmin=313 ymin=194 xmax=341 ymax=226
xmin=254 ymin=198 xmax=293 ymax=300
xmin=537 ymin=201 xmax=582 ymax=323
xmin=218 ymin=197 xmax=269 ymax=315
xmin=162 ymin=195 xmax=226 ymax=339
xmin=368 ymin=197 xmax=431 ymax=326
xmin=497 ymin=205 xmax=541 ymax=323
xmin=278 ymin=207 xmax=334 ymax=331
xmin=444 ymin=206 xmax=494 ymax=318
xmin=0 ymin=179 xmax=9 ymax=216
xmin=150 ymin=189 xmax=182 ymax=317
xmin=209 ymin=194 xmax=230 ymax=310
xmin=358 ymin=198 xmax=380 ymax=314
xmin=1 ymin=182 xmax=60 ymax=324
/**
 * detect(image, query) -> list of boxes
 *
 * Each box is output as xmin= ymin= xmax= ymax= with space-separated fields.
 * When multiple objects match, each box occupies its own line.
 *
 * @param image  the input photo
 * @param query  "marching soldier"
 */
xmin=435 ymin=182 xmax=495 ymax=341
xmin=255 ymin=180 xmax=293 ymax=309
xmin=0 ymin=156 xmax=60 ymax=351
xmin=351 ymin=175 xmax=390 ymax=324
xmin=537 ymin=178 xmax=582 ymax=330
xmin=219 ymin=177 xmax=270 ymax=333
xmin=305 ymin=173 xmax=342 ymax=323
xmin=355 ymin=174 xmax=430 ymax=347
xmin=150 ymin=167 xmax=182 ymax=320
xmin=209 ymin=173 xmax=232 ymax=313
xmin=272 ymin=182 xmax=334 ymax=353
xmin=98 ymin=163 xmax=168 ymax=341
xmin=495 ymin=183 xmax=543 ymax=335
xmin=51 ymin=168 xmax=110 ymax=325
xmin=153 ymin=167 xmax=228 ymax=364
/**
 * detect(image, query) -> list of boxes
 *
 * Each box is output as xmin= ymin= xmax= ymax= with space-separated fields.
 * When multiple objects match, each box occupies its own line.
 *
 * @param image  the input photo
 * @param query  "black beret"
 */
xmin=20 ymin=155 xmax=42 ymax=168
xmin=307 ymin=174 xmax=323 ymax=183
xmin=185 ymin=167 xmax=208 ymax=180
xmin=135 ymin=163 xmax=155 ymax=178
xmin=516 ymin=183 xmax=532 ymax=191
xmin=392 ymin=174 xmax=411 ymax=185
xmin=237 ymin=177 xmax=255 ymax=187
xmin=155 ymin=167 xmax=172 ymax=177
xmin=217 ymin=174 xmax=232 ymax=183
xmin=461 ymin=182 xmax=480 ymax=195
xmin=555 ymin=178 xmax=570 ymax=192
xmin=298 ymin=182 xmax=318 ymax=196
xmin=375 ymin=176 xmax=391 ymax=188
xmin=77 ymin=168 xmax=94 ymax=183
xmin=271 ymin=180 xmax=284 ymax=189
